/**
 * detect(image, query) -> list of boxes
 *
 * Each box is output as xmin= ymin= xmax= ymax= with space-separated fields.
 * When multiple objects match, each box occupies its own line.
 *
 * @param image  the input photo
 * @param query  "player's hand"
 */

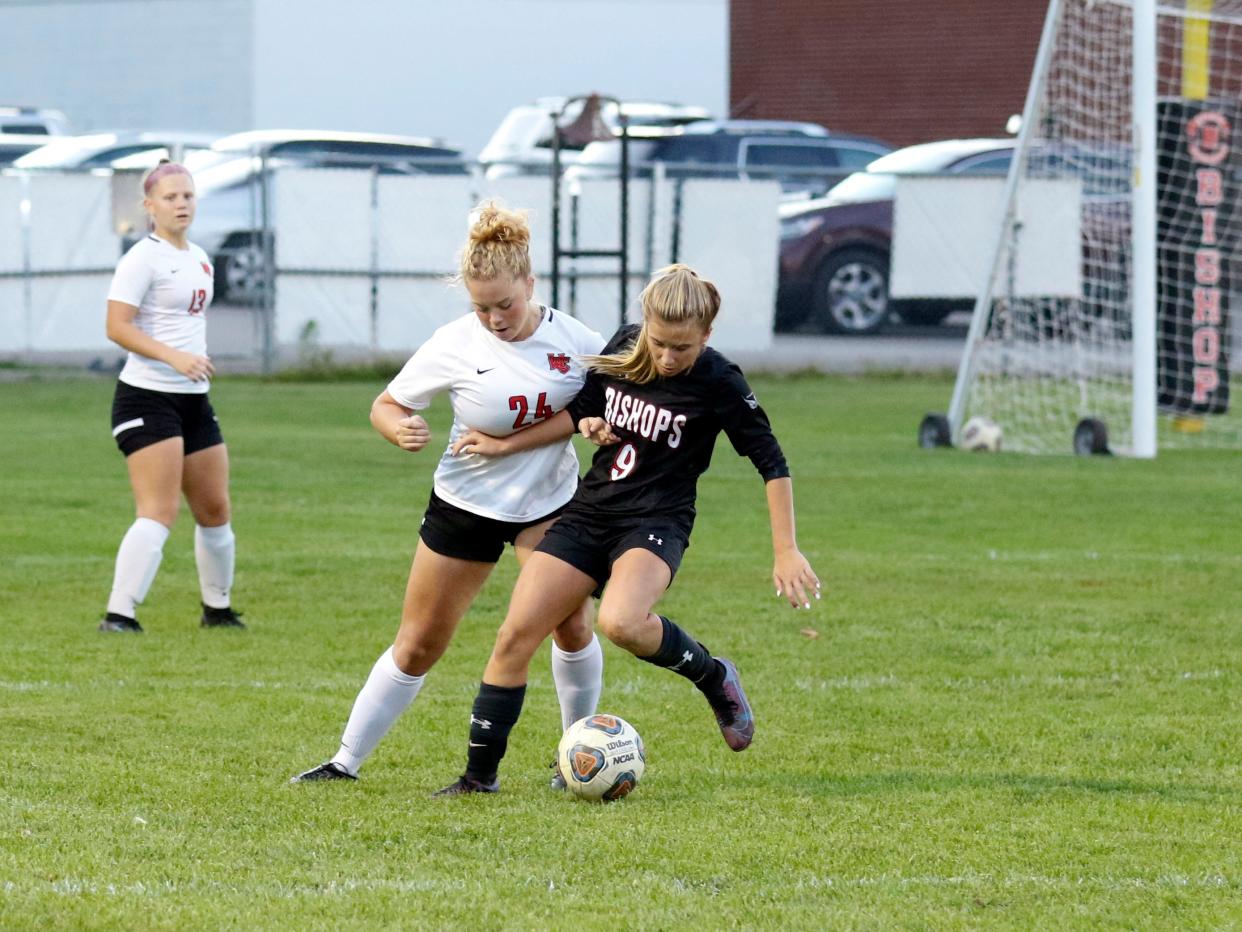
xmin=395 ymin=414 xmax=431 ymax=452
xmin=578 ymin=417 xmax=619 ymax=446
xmin=450 ymin=429 xmax=506 ymax=457
xmin=773 ymin=548 xmax=821 ymax=610
xmin=170 ymin=350 xmax=214 ymax=381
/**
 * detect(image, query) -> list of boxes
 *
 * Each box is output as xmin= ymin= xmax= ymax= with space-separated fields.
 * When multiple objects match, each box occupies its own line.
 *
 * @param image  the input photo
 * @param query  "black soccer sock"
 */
xmin=637 ymin=616 xmax=725 ymax=693
xmin=464 ymin=682 xmax=527 ymax=780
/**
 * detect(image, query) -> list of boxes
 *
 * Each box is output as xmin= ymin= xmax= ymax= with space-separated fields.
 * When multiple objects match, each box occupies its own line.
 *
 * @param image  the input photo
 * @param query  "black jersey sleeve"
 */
xmin=566 ymin=369 xmax=607 ymax=423
xmin=566 ymin=325 xmax=640 ymax=423
xmin=714 ymin=359 xmax=790 ymax=482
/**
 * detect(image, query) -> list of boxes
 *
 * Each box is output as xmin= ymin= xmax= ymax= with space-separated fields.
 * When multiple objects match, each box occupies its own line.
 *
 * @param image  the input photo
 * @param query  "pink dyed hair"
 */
xmin=142 ymin=160 xmax=191 ymax=195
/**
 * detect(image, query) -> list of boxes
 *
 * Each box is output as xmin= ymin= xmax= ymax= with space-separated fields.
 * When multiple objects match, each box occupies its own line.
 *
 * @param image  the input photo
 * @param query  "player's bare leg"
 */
xmin=392 ymin=543 xmax=493 ymax=675
xmin=604 ymin=548 xmax=754 ymax=752
xmin=436 ymin=553 xmax=596 ymax=796
xmin=183 ymin=443 xmax=242 ymax=628
xmin=515 ymin=521 xmax=601 ymax=788
xmin=101 ymin=437 xmax=183 ymax=632
xmin=293 ymin=542 xmax=492 ymax=783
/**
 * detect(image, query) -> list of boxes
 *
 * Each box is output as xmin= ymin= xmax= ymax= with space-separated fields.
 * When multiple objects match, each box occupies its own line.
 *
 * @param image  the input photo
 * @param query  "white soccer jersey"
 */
xmin=108 ymin=234 xmax=214 ymax=394
xmin=387 ymin=307 xmax=606 ymax=522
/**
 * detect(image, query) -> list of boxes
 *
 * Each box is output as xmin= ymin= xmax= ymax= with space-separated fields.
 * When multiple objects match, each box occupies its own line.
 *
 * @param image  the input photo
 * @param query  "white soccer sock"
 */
xmin=194 ymin=522 xmax=235 ymax=609
xmin=106 ymin=517 xmax=171 ymax=618
xmin=551 ymin=634 xmax=604 ymax=730
xmin=330 ymin=646 xmax=425 ymax=775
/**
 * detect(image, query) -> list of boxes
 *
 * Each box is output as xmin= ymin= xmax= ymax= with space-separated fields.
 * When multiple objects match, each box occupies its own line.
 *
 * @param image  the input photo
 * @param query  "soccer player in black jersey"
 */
xmin=435 ymin=264 xmax=821 ymax=796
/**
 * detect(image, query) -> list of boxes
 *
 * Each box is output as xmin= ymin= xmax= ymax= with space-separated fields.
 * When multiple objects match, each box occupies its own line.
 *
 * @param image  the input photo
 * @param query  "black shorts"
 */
xmin=110 ymin=381 xmax=224 ymax=457
xmin=535 ymin=505 xmax=691 ymax=591
xmin=419 ymin=491 xmax=567 ymax=564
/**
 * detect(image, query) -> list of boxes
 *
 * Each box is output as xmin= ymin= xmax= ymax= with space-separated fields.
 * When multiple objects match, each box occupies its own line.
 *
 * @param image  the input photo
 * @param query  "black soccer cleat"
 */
xmin=289 ymin=761 xmax=357 ymax=784
xmin=549 ymin=759 xmax=567 ymax=791
xmin=703 ymin=657 xmax=754 ymax=751
xmin=432 ymin=773 xmax=500 ymax=797
xmin=201 ymin=604 xmax=246 ymax=629
xmin=98 ymin=613 xmax=143 ymax=633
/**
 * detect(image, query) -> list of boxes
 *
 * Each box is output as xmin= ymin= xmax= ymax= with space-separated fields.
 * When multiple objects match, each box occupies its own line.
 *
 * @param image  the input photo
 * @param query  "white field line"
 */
xmin=791 ymin=670 xmax=1224 ymax=691
xmin=899 ymin=550 xmax=1242 ymax=566
xmin=0 ymin=670 xmax=1225 ymax=694
xmin=2 ymin=872 xmax=1236 ymax=898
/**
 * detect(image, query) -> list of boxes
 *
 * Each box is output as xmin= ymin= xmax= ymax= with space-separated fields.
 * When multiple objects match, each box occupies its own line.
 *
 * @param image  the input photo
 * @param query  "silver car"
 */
xmin=187 ymin=130 xmax=467 ymax=304
xmin=13 ymin=130 xmax=216 ymax=171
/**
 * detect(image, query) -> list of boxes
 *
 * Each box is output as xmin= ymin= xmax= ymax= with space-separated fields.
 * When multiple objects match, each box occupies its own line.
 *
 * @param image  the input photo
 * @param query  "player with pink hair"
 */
xmin=99 ymin=160 xmax=244 ymax=633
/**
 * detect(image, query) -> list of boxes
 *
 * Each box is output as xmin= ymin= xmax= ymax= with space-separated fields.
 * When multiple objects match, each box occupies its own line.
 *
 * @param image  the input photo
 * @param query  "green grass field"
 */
xmin=2 ymin=372 xmax=1240 ymax=929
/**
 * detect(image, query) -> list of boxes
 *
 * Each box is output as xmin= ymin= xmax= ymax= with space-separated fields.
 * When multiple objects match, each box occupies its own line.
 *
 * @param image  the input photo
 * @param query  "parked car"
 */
xmin=12 ymin=130 xmax=217 ymax=171
xmin=188 ymin=130 xmax=468 ymax=304
xmin=0 ymin=133 xmax=53 ymax=166
xmin=479 ymin=97 xmax=712 ymax=179
xmin=776 ymin=138 xmax=1016 ymax=334
xmin=566 ymin=120 xmax=893 ymax=197
xmin=0 ymin=105 xmax=69 ymax=136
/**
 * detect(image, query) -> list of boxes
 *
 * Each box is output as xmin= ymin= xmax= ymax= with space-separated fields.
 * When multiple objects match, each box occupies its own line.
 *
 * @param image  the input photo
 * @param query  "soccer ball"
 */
xmin=556 ymin=713 xmax=646 ymax=802
xmin=961 ymin=415 xmax=1003 ymax=452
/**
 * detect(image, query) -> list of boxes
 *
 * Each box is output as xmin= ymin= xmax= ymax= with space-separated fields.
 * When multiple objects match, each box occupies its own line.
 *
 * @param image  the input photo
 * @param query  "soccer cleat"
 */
xmin=432 ymin=773 xmax=500 ymax=797
xmin=201 ymin=604 xmax=246 ymax=629
xmin=549 ymin=759 xmax=567 ymax=791
xmin=98 ymin=613 xmax=143 ymax=633
xmin=289 ymin=761 xmax=357 ymax=784
xmin=703 ymin=657 xmax=754 ymax=751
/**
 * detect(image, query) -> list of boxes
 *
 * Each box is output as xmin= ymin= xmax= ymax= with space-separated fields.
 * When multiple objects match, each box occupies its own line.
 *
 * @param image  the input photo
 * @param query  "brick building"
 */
xmin=730 ymin=0 xmax=1047 ymax=147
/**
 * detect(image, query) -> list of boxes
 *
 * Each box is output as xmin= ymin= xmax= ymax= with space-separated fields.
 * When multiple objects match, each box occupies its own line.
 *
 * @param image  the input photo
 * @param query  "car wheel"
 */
xmin=809 ymin=248 xmax=890 ymax=335
xmin=214 ymin=233 xmax=267 ymax=306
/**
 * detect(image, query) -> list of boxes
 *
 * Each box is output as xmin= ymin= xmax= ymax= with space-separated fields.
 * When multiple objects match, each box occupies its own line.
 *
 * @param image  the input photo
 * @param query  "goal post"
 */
xmin=937 ymin=0 xmax=1242 ymax=456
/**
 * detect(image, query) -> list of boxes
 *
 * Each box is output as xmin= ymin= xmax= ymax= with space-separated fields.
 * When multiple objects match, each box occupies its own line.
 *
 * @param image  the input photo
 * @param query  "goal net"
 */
xmin=948 ymin=0 xmax=1242 ymax=455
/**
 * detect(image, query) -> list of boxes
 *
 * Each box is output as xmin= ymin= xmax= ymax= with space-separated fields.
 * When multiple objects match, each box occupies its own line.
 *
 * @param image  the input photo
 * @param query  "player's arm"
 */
xmin=371 ymin=390 xmax=431 ymax=452
xmin=765 ymin=476 xmax=821 ymax=610
xmin=450 ymin=409 xmax=575 ymax=457
xmin=106 ymin=300 xmax=213 ymax=381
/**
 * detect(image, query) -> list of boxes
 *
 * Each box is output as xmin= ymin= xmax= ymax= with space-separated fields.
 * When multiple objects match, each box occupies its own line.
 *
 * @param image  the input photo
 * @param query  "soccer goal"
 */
xmin=926 ymin=0 xmax=1242 ymax=456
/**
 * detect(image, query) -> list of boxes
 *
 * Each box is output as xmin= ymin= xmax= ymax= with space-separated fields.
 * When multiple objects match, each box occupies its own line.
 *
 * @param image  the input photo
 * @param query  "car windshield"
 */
xmin=576 ymin=139 xmax=659 ymax=167
xmin=13 ymin=134 xmax=117 ymax=168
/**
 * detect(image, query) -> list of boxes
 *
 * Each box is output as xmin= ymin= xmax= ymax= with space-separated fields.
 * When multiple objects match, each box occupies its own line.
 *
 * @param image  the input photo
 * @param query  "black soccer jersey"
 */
xmin=565 ymin=325 xmax=789 ymax=520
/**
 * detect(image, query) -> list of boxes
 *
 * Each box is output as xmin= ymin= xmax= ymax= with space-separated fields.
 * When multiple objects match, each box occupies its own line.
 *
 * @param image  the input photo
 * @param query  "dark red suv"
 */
xmin=776 ymin=138 xmax=1015 ymax=334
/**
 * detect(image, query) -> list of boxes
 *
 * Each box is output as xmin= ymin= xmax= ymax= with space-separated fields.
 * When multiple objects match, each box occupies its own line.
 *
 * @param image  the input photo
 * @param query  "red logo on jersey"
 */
xmin=201 ymin=262 xmax=212 ymax=277
xmin=547 ymin=353 xmax=571 ymax=373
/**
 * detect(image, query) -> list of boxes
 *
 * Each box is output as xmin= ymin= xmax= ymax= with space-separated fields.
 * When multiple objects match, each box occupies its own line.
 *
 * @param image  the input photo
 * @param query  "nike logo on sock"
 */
xmin=468 ymin=741 xmax=486 ymax=747
xmin=476 ymin=368 xmax=494 ymax=374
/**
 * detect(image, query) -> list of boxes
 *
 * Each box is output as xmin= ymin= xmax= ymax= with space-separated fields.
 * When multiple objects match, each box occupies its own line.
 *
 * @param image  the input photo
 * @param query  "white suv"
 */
xmin=479 ymin=97 xmax=711 ymax=179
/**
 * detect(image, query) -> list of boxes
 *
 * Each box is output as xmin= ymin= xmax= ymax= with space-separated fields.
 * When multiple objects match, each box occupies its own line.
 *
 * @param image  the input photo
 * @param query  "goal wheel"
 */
xmin=1073 ymin=418 xmax=1110 ymax=456
xmin=918 ymin=413 xmax=952 ymax=449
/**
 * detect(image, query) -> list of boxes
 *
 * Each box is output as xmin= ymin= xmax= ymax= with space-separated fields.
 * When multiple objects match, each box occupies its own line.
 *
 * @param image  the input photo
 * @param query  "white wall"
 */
xmin=251 ymin=0 xmax=728 ymax=156
xmin=0 ymin=0 xmax=253 ymax=135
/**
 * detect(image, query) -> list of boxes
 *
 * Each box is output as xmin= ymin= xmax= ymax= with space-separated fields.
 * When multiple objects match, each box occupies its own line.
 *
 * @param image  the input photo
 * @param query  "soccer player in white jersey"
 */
xmin=99 ymin=160 xmax=243 ymax=633
xmin=291 ymin=203 xmax=607 ymax=785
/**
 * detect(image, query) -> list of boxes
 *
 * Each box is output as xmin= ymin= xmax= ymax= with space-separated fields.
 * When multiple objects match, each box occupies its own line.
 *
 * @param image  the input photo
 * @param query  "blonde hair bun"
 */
xmin=460 ymin=201 xmax=533 ymax=281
